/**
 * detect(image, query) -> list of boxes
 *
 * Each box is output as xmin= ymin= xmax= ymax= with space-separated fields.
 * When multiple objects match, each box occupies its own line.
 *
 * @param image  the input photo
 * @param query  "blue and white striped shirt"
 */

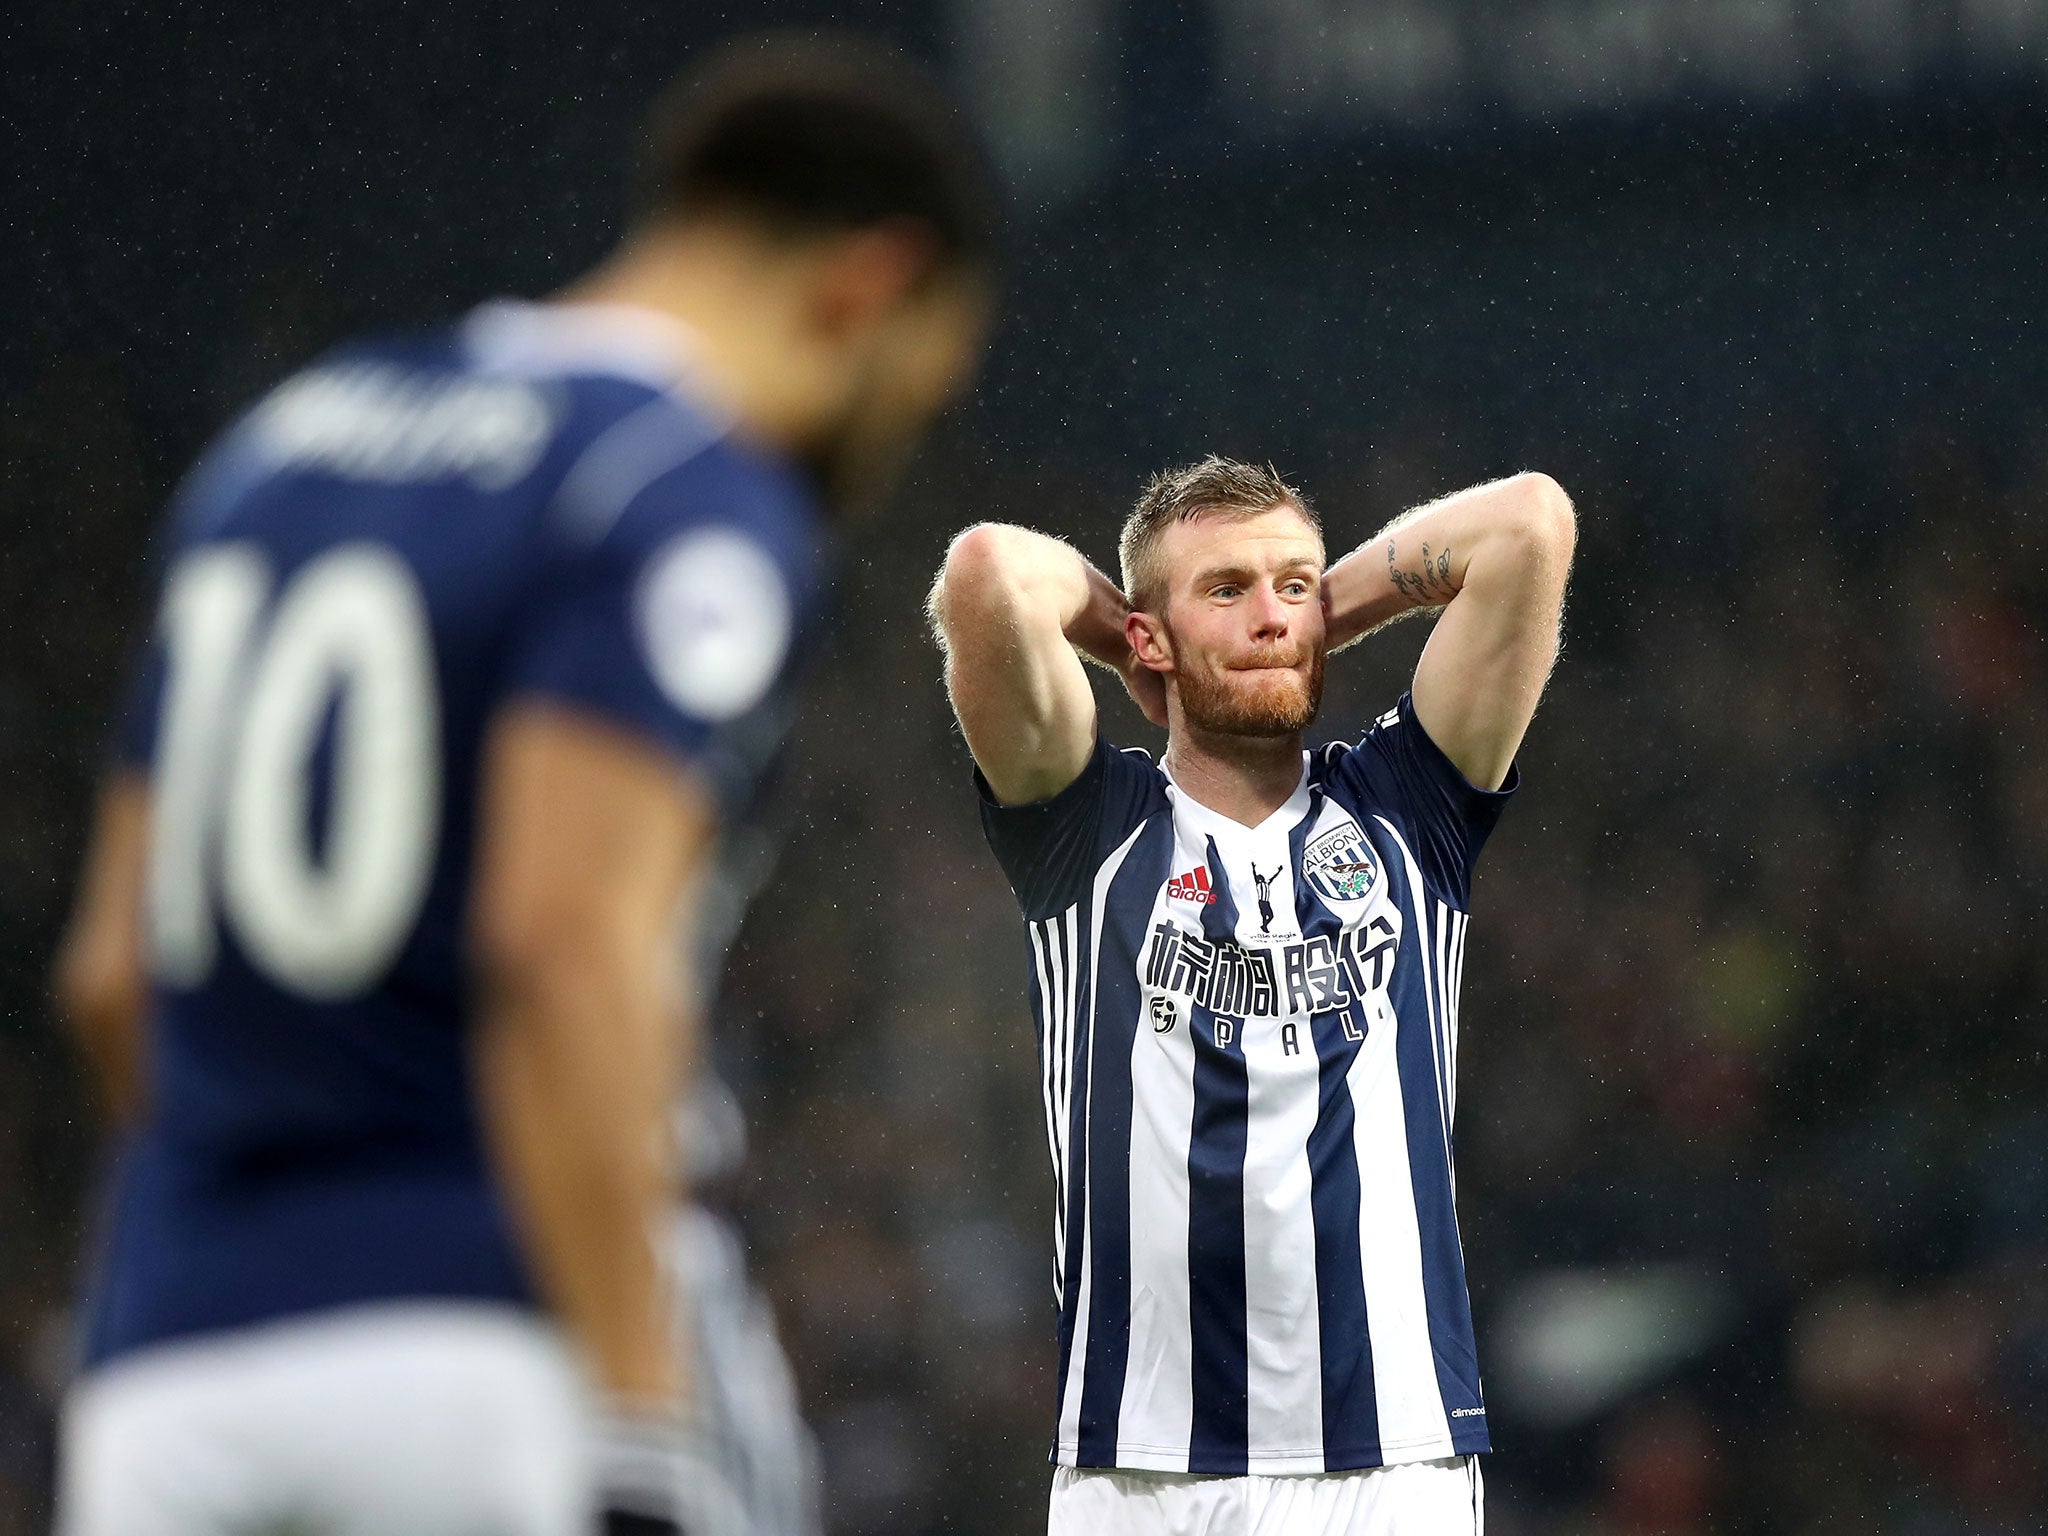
xmin=978 ymin=693 xmax=1514 ymax=1475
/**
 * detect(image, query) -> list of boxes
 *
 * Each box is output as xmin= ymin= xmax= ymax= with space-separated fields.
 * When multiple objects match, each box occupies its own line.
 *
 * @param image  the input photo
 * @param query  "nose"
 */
xmin=1248 ymin=582 xmax=1290 ymax=640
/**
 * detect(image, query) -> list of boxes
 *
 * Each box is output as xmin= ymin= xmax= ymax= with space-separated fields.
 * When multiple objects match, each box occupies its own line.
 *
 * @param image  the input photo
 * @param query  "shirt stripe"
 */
xmin=1063 ymin=816 xmax=1166 ymax=1460
xmin=1424 ymin=895 xmax=1456 ymax=1172
xmin=1030 ymin=920 xmax=1061 ymax=1302
xmin=1053 ymin=898 xmax=1104 ymax=1450
xmin=1115 ymin=926 xmax=1196 ymax=1463
xmin=1184 ymin=1000 xmax=1251 ymax=1474
xmin=1308 ymin=999 xmax=1380 ymax=1468
xmin=1381 ymin=819 xmax=1487 ymax=1449
xmin=1240 ymin=990 xmax=1328 ymax=1469
xmin=1061 ymin=907 xmax=1082 ymax=1266
xmin=1361 ymin=817 xmax=1456 ymax=1458
xmin=1032 ymin=909 xmax=1082 ymax=1307
xmin=1447 ymin=910 xmax=1468 ymax=1127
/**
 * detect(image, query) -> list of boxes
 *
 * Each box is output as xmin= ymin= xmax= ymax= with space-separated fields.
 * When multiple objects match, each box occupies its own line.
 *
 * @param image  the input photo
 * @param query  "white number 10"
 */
xmin=149 ymin=542 xmax=441 ymax=1001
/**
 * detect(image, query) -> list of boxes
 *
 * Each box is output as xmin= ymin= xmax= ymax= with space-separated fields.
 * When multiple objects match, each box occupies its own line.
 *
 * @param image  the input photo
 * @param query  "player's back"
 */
xmin=84 ymin=300 xmax=824 ymax=1368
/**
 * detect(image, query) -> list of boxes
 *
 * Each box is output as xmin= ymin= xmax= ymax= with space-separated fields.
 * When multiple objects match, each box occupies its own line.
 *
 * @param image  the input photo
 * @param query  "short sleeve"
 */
xmin=977 ymin=740 xmax=1164 ymax=922
xmin=1343 ymin=691 xmax=1517 ymax=909
xmin=503 ymin=461 xmax=810 ymax=768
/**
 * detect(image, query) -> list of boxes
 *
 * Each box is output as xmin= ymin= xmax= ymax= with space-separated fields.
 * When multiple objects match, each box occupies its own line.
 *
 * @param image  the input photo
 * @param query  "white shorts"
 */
xmin=1049 ymin=1455 xmax=1482 ymax=1536
xmin=58 ymin=1301 xmax=588 ymax=1536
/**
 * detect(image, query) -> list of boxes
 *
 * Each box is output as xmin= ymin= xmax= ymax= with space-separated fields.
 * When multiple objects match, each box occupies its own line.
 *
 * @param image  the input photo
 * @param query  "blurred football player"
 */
xmin=931 ymin=458 xmax=1572 ymax=1533
xmin=51 ymin=33 xmax=994 ymax=1536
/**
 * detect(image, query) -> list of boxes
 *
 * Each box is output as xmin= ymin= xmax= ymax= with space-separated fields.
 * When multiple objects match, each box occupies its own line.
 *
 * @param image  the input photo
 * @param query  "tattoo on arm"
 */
xmin=1386 ymin=538 xmax=1456 ymax=605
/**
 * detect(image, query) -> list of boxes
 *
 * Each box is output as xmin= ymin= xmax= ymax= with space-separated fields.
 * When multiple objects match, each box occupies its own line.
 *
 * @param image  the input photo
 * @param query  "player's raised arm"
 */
xmin=1322 ymin=472 xmax=1576 ymax=790
xmin=929 ymin=524 xmax=1162 ymax=805
xmin=469 ymin=705 xmax=711 ymax=1418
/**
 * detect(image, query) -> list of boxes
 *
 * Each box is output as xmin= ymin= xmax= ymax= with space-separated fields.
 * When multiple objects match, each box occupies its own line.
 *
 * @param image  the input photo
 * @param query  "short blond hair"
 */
xmin=1119 ymin=456 xmax=1318 ymax=611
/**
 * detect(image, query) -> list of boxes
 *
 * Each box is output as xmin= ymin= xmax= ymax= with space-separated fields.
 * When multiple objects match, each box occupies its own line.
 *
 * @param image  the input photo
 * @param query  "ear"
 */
xmin=1126 ymin=609 xmax=1174 ymax=673
xmin=809 ymin=221 xmax=941 ymax=340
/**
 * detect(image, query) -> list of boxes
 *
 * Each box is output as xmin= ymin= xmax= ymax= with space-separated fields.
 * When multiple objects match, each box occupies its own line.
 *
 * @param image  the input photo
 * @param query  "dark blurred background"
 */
xmin=4 ymin=2 xmax=2047 ymax=1532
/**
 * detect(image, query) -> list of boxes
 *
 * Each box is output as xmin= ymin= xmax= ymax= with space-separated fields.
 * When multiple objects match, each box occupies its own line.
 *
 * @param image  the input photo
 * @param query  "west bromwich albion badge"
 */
xmin=1303 ymin=823 xmax=1382 ymax=905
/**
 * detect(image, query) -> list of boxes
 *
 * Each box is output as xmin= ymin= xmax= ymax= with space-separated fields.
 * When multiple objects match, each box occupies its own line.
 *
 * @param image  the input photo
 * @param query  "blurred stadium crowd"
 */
xmin=5 ymin=9 xmax=2048 ymax=1532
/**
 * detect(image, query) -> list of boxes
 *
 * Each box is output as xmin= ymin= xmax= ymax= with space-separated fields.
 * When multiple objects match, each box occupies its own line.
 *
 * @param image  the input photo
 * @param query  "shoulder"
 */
xmin=162 ymin=324 xmax=559 ymax=544
xmin=636 ymin=434 xmax=823 ymax=574
xmin=1318 ymin=693 xmax=1468 ymax=787
xmin=980 ymin=737 xmax=1164 ymax=813
xmin=542 ymin=413 xmax=824 ymax=603
xmin=449 ymin=298 xmax=818 ymax=554
xmin=977 ymin=738 xmax=1168 ymax=919
xmin=1032 ymin=738 xmax=1166 ymax=805
xmin=582 ymin=440 xmax=828 ymax=726
xmin=460 ymin=312 xmax=826 ymax=595
xmin=1104 ymin=741 xmax=1168 ymax=809
xmin=1318 ymin=692 xmax=1518 ymax=909
xmin=1111 ymin=741 xmax=1161 ymax=772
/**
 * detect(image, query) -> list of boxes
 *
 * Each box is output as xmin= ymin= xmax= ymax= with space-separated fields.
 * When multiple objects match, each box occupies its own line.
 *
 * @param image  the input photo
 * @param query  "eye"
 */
xmin=1210 ymin=584 xmax=1240 ymax=600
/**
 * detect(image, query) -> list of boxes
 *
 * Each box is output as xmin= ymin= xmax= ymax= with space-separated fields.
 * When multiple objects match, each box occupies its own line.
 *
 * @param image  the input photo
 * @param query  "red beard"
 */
xmin=1169 ymin=639 xmax=1326 ymax=737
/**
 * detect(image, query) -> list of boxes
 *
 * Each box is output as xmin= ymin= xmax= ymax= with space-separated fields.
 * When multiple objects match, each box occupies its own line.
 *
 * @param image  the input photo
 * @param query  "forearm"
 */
xmin=63 ymin=987 xmax=146 ymax=1129
xmin=1323 ymin=472 xmax=1571 ymax=650
xmin=53 ymin=775 xmax=150 ymax=1128
xmin=477 ymin=950 xmax=682 ymax=1407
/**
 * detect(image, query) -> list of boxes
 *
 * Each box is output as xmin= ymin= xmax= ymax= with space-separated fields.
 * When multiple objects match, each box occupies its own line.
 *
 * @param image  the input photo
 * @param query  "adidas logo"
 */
xmin=1167 ymin=866 xmax=1217 ymax=906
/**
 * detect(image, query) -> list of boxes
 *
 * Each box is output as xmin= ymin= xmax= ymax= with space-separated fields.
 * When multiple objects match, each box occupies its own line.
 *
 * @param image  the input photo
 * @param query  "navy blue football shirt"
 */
xmin=81 ymin=300 xmax=827 ymax=1366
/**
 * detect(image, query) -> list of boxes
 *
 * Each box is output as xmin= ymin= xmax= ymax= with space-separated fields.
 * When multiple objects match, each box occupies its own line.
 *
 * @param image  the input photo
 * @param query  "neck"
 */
xmin=556 ymin=224 xmax=836 ymax=460
xmin=1163 ymin=722 xmax=1305 ymax=828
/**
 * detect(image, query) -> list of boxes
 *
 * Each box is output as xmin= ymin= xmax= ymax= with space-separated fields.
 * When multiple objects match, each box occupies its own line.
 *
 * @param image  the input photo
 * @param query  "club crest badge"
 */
xmin=1303 ymin=824 xmax=1382 ymax=905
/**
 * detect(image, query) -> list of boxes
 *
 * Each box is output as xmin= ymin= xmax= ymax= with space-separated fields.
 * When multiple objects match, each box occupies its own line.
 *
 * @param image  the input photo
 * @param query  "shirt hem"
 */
xmin=83 ymin=1279 xmax=539 ymax=1372
xmin=77 ymin=1294 xmax=551 ymax=1382
xmin=1052 ymin=1426 xmax=1491 ymax=1474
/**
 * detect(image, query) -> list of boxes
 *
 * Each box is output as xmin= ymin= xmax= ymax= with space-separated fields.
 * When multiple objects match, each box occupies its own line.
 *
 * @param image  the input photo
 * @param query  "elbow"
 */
xmin=1506 ymin=472 xmax=1577 ymax=553
xmin=469 ymin=901 xmax=620 ymax=1019
xmin=941 ymin=523 xmax=1024 ymax=591
xmin=932 ymin=523 xmax=1030 ymax=637
xmin=51 ymin=935 xmax=147 ymax=1125
xmin=52 ymin=930 xmax=138 ymax=1050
